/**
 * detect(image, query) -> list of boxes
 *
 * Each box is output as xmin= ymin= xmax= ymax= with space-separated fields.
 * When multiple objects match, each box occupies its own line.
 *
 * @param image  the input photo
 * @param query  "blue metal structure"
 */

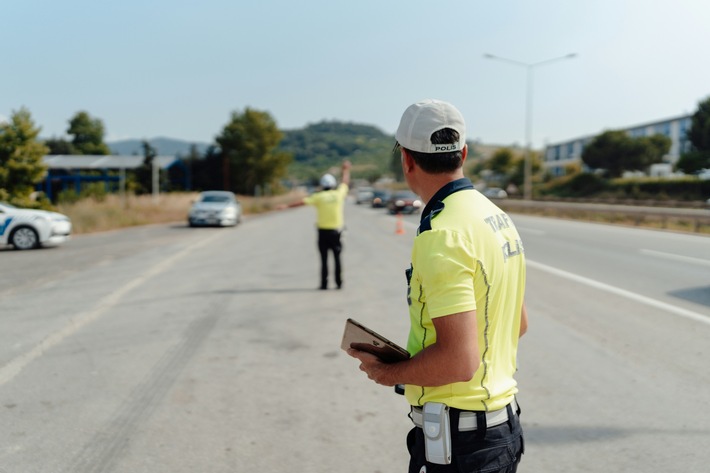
xmin=38 ymin=155 xmax=186 ymax=200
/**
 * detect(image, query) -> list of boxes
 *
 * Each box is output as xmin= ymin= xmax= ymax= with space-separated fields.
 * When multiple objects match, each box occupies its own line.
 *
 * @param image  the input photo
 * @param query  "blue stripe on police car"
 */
xmin=0 ymin=217 xmax=14 ymax=236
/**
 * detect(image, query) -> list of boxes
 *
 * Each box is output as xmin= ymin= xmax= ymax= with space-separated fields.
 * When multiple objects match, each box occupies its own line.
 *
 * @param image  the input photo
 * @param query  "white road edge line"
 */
xmin=0 ymin=231 xmax=223 ymax=387
xmin=527 ymin=259 xmax=710 ymax=327
xmin=639 ymin=248 xmax=710 ymax=267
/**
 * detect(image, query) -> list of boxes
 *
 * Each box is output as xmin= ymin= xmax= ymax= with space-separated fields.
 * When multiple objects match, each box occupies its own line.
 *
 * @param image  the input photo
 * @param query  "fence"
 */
xmin=499 ymin=199 xmax=710 ymax=234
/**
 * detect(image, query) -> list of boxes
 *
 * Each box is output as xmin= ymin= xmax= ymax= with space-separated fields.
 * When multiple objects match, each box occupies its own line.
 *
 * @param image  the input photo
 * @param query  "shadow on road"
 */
xmin=668 ymin=286 xmax=710 ymax=308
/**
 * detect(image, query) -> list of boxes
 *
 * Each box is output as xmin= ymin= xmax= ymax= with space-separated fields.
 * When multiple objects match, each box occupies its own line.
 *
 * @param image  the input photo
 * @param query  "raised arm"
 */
xmin=341 ymin=160 xmax=351 ymax=187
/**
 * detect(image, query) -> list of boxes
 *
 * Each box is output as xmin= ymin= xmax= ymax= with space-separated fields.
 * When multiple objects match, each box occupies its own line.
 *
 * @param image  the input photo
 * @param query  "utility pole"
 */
xmin=484 ymin=53 xmax=577 ymax=200
xmin=152 ymin=157 xmax=159 ymax=203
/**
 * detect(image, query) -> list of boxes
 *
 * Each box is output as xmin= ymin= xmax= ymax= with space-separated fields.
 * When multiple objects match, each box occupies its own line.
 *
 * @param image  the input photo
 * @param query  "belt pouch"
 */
xmin=422 ymin=402 xmax=452 ymax=465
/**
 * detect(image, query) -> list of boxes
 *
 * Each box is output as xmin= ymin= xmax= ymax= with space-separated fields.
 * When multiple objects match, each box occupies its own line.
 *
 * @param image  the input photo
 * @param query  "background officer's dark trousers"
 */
xmin=317 ymin=229 xmax=342 ymax=289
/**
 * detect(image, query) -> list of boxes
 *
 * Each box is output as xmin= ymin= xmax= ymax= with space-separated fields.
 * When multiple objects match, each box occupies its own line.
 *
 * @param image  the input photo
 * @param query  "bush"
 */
xmin=541 ymin=172 xmax=607 ymax=197
xmin=539 ymin=173 xmax=709 ymax=202
xmin=611 ymin=177 xmax=709 ymax=201
xmin=57 ymin=182 xmax=108 ymax=205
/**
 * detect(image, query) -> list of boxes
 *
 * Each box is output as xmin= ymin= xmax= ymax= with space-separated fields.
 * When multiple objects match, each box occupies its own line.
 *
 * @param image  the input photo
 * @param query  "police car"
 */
xmin=0 ymin=202 xmax=72 ymax=250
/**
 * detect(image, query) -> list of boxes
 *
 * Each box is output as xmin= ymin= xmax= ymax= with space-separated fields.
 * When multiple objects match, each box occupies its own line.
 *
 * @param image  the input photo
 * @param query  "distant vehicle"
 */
xmin=0 ymin=202 xmax=72 ymax=250
xmin=386 ymin=191 xmax=423 ymax=214
xmin=355 ymin=187 xmax=374 ymax=205
xmin=371 ymin=190 xmax=391 ymax=208
xmin=482 ymin=187 xmax=508 ymax=199
xmin=188 ymin=191 xmax=241 ymax=227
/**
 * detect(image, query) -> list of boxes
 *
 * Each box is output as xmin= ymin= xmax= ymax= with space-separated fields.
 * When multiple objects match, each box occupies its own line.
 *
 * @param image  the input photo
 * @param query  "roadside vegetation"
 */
xmin=1 ymin=96 xmax=709 ymax=236
xmin=497 ymin=199 xmax=710 ymax=235
xmin=58 ymin=190 xmax=307 ymax=235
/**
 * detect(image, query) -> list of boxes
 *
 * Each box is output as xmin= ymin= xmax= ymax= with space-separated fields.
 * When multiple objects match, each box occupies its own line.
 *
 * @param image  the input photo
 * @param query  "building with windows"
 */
xmin=543 ymin=114 xmax=693 ymax=177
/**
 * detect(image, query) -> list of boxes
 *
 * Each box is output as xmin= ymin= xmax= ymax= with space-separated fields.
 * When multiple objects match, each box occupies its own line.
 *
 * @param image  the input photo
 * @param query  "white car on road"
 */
xmin=188 ymin=191 xmax=242 ymax=227
xmin=0 ymin=202 xmax=72 ymax=250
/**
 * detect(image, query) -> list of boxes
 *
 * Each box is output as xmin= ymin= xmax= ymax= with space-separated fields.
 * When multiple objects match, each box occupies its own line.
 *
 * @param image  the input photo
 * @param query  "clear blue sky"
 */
xmin=2 ymin=0 xmax=709 ymax=149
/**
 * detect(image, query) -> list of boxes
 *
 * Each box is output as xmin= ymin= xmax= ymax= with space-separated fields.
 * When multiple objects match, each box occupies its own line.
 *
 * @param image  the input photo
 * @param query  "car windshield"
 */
xmin=201 ymin=195 xmax=232 ymax=203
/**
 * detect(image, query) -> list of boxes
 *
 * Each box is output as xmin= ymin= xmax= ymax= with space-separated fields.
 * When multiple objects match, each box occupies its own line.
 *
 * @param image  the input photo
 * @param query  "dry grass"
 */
xmin=59 ymin=190 xmax=707 ymax=236
xmin=57 ymin=190 xmax=308 ymax=235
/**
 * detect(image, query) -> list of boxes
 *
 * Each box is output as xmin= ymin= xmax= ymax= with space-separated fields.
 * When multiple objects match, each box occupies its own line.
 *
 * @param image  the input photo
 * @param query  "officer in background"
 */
xmin=348 ymin=100 xmax=528 ymax=472
xmin=302 ymin=160 xmax=351 ymax=290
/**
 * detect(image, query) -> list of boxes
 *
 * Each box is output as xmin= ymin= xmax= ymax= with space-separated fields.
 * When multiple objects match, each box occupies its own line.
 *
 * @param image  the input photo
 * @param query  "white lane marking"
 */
xmin=0 ymin=232 xmax=223 ymax=387
xmin=526 ymin=259 xmax=710 ymax=327
xmin=639 ymin=249 xmax=710 ymax=268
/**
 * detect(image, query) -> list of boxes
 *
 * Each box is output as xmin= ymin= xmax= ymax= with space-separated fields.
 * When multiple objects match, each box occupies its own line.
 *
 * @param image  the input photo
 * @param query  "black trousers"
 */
xmin=317 ymin=229 xmax=342 ymax=289
xmin=407 ymin=403 xmax=524 ymax=473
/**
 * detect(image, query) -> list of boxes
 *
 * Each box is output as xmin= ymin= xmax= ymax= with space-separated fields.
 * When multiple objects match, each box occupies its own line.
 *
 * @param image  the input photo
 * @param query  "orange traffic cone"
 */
xmin=395 ymin=213 xmax=405 ymax=235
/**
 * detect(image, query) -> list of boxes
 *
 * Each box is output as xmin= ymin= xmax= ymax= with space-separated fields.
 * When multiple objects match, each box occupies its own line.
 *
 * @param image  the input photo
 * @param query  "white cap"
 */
xmin=395 ymin=99 xmax=466 ymax=153
xmin=320 ymin=173 xmax=337 ymax=189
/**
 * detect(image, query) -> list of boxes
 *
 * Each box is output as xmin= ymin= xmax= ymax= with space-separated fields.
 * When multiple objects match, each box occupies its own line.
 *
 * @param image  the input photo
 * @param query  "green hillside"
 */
xmin=105 ymin=120 xmax=495 ymax=187
xmin=279 ymin=121 xmax=395 ymax=183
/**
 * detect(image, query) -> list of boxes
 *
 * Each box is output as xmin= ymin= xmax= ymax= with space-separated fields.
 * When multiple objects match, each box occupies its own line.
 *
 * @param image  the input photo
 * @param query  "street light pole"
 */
xmin=484 ymin=53 xmax=576 ymax=200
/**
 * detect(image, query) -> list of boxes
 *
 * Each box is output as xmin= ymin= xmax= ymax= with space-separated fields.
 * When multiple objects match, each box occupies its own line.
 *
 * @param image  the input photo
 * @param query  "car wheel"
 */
xmin=10 ymin=226 xmax=39 ymax=250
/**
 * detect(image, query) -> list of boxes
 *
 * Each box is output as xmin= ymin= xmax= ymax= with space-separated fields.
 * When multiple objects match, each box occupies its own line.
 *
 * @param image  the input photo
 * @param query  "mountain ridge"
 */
xmin=107 ymin=137 xmax=211 ymax=156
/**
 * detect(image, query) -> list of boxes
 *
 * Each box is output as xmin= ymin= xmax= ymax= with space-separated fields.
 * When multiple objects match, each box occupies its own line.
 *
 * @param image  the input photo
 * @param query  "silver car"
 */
xmin=482 ymin=187 xmax=508 ymax=199
xmin=355 ymin=186 xmax=374 ymax=205
xmin=188 ymin=191 xmax=242 ymax=227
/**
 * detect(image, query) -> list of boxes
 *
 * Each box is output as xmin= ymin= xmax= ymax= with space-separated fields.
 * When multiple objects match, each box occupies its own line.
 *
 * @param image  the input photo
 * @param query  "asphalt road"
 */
xmin=0 ymin=201 xmax=708 ymax=472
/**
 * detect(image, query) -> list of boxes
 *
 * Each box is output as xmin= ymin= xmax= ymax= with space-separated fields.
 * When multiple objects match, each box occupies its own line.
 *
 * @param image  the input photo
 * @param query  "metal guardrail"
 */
xmin=498 ymin=199 xmax=710 ymax=233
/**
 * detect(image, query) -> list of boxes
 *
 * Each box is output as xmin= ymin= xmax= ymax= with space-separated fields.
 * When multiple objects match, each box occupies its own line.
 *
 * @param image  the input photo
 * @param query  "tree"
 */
xmin=134 ymin=140 xmax=158 ymax=194
xmin=676 ymin=151 xmax=709 ymax=174
xmin=687 ymin=96 xmax=710 ymax=151
xmin=677 ymin=96 xmax=710 ymax=174
xmin=182 ymin=144 xmax=202 ymax=190
xmin=216 ymin=108 xmax=292 ymax=195
xmin=466 ymin=147 xmax=538 ymax=190
xmin=191 ymin=145 xmax=224 ymax=190
xmin=471 ymin=147 xmax=521 ymax=188
xmin=510 ymin=151 xmax=541 ymax=188
xmin=582 ymin=130 xmax=669 ymax=178
xmin=44 ymin=137 xmax=77 ymax=155
xmin=488 ymin=148 xmax=516 ymax=176
xmin=0 ymin=108 xmax=49 ymax=204
xmin=67 ymin=111 xmax=110 ymax=155
xmin=582 ymin=131 xmax=631 ymax=177
xmin=637 ymin=134 xmax=671 ymax=169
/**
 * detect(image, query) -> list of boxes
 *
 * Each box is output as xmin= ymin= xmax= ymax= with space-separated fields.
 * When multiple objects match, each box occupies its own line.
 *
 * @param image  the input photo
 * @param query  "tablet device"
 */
xmin=341 ymin=318 xmax=409 ymax=363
